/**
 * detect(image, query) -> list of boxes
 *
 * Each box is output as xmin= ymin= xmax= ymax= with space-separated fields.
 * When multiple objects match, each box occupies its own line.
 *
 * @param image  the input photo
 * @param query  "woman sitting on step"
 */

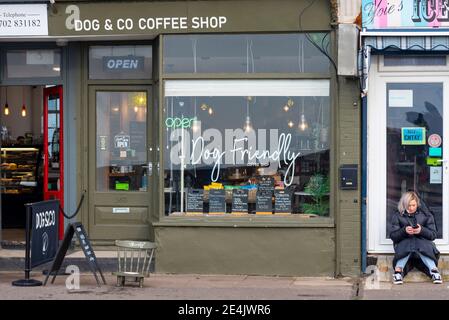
xmin=390 ymin=191 xmax=442 ymax=285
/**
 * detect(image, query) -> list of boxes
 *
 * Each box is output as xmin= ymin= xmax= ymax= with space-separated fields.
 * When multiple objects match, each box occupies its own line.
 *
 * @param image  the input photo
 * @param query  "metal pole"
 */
xmin=12 ymin=203 xmax=42 ymax=286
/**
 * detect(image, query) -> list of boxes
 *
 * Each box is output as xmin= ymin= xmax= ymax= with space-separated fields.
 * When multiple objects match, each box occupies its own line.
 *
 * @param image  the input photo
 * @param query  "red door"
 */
xmin=43 ymin=86 xmax=64 ymax=239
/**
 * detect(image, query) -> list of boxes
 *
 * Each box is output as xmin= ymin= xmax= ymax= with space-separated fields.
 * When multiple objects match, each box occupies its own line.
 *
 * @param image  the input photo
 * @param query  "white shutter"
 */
xmin=165 ymin=80 xmax=330 ymax=97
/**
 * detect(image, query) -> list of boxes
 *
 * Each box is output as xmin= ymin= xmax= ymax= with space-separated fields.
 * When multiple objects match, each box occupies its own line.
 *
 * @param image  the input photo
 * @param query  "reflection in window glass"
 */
xmin=7 ymin=49 xmax=61 ymax=78
xmin=164 ymin=34 xmax=330 ymax=74
xmin=89 ymin=45 xmax=152 ymax=79
xmin=96 ymin=91 xmax=148 ymax=192
xmin=164 ymin=80 xmax=330 ymax=216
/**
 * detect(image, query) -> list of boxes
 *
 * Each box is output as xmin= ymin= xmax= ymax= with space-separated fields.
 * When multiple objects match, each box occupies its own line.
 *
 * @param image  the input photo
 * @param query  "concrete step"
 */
xmin=369 ymin=254 xmax=449 ymax=282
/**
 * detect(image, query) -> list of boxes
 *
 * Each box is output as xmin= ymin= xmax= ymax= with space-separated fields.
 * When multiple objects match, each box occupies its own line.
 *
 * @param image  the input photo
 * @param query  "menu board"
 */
xmin=256 ymin=191 xmax=273 ymax=215
xmin=186 ymin=189 xmax=204 ymax=214
xmin=232 ymin=189 xmax=248 ymax=214
xmin=274 ymin=190 xmax=292 ymax=214
xmin=209 ymin=189 xmax=226 ymax=214
xmin=258 ymin=176 xmax=275 ymax=193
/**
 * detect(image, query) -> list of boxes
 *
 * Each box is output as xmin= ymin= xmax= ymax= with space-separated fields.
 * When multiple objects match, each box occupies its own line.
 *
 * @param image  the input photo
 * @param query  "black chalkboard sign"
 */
xmin=258 ymin=176 xmax=275 ymax=193
xmin=209 ymin=189 xmax=226 ymax=214
xmin=186 ymin=189 xmax=204 ymax=214
xmin=274 ymin=190 xmax=292 ymax=214
xmin=256 ymin=191 xmax=273 ymax=215
xmin=232 ymin=189 xmax=248 ymax=214
xmin=43 ymin=222 xmax=106 ymax=287
xmin=30 ymin=200 xmax=59 ymax=268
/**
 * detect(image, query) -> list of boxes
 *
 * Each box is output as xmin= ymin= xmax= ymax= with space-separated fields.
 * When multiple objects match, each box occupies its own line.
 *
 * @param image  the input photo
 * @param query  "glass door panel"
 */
xmin=386 ymin=83 xmax=443 ymax=239
xmin=96 ymin=91 xmax=148 ymax=192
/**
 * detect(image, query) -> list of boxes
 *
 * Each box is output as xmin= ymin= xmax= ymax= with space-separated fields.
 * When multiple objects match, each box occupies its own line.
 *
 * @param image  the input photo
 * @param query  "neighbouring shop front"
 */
xmin=0 ymin=0 xmax=361 ymax=277
xmin=362 ymin=0 xmax=449 ymax=257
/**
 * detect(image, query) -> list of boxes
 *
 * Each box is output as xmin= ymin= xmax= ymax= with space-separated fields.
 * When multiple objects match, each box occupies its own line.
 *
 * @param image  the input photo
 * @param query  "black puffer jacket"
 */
xmin=390 ymin=208 xmax=440 ymax=277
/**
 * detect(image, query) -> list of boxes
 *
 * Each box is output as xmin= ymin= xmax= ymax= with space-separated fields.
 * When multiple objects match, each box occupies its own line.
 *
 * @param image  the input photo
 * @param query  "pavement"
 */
xmin=0 ymin=271 xmax=448 ymax=300
xmin=1 ymin=249 xmax=449 ymax=300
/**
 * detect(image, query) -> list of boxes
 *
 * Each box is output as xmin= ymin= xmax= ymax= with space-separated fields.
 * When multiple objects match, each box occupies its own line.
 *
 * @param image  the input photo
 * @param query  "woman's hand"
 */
xmin=412 ymin=224 xmax=422 ymax=234
xmin=405 ymin=226 xmax=415 ymax=235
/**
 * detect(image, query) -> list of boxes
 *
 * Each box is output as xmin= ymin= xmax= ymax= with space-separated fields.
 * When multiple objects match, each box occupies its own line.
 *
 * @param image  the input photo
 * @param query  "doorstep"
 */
xmin=368 ymin=254 xmax=449 ymax=282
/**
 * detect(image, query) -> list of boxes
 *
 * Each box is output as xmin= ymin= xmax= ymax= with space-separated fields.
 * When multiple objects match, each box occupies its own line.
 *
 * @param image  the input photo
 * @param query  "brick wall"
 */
xmin=336 ymin=76 xmax=362 ymax=276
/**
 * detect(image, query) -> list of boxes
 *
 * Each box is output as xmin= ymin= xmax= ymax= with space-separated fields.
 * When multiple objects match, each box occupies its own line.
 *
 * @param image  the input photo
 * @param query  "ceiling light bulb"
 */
xmin=4 ymin=103 xmax=9 ymax=116
xmin=192 ymin=119 xmax=201 ymax=133
xmin=134 ymin=106 xmax=138 ymax=113
xmin=299 ymin=114 xmax=308 ymax=131
xmin=288 ymin=120 xmax=294 ymax=128
xmin=283 ymin=105 xmax=289 ymax=112
xmin=244 ymin=116 xmax=253 ymax=133
xmin=21 ymin=105 xmax=27 ymax=117
xmin=208 ymin=107 xmax=213 ymax=115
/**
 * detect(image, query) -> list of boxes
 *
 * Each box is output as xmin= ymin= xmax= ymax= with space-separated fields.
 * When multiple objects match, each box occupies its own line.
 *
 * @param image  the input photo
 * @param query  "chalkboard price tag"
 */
xmin=208 ymin=189 xmax=226 ymax=215
xmin=186 ymin=189 xmax=204 ymax=215
xmin=258 ymin=176 xmax=275 ymax=193
xmin=232 ymin=189 xmax=248 ymax=214
xmin=256 ymin=191 xmax=273 ymax=215
xmin=274 ymin=190 xmax=292 ymax=214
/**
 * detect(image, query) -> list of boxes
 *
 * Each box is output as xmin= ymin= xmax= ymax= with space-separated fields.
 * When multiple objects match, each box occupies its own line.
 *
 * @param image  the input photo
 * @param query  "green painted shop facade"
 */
xmin=0 ymin=0 xmax=361 ymax=277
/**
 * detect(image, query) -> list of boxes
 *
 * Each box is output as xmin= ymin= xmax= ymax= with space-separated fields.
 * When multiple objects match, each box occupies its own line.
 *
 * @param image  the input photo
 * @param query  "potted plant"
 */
xmin=302 ymin=173 xmax=330 ymax=216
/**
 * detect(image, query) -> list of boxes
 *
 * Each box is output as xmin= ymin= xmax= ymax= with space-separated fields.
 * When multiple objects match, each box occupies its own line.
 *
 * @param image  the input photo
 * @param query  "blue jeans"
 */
xmin=395 ymin=252 xmax=438 ymax=274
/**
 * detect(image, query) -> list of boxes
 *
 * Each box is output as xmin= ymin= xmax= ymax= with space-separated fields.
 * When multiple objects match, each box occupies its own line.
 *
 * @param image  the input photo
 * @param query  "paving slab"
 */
xmin=0 ymin=272 xmax=356 ymax=300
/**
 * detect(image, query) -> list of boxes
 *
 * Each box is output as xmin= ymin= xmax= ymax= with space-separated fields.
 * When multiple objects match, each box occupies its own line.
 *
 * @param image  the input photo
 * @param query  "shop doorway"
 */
xmin=87 ymin=86 xmax=153 ymax=240
xmin=0 ymin=85 xmax=64 ymax=244
xmin=367 ymin=56 xmax=449 ymax=253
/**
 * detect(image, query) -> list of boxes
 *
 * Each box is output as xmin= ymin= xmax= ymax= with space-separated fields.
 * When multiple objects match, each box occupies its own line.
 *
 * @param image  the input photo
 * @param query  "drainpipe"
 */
xmin=361 ymin=95 xmax=368 ymax=273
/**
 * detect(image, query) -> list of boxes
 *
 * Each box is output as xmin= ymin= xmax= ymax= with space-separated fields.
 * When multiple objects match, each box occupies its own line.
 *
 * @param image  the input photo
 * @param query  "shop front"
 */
xmin=0 ymin=0 xmax=361 ymax=277
xmin=362 ymin=0 xmax=449 ymax=258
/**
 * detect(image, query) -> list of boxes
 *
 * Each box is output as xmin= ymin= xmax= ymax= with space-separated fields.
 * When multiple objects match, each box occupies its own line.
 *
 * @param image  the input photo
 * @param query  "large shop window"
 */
xmin=6 ymin=49 xmax=61 ymax=79
xmin=89 ymin=45 xmax=152 ymax=80
xmin=163 ymin=34 xmax=330 ymax=74
xmin=164 ymin=80 xmax=330 ymax=216
xmin=96 ymin=91 xmax=148 ymax=192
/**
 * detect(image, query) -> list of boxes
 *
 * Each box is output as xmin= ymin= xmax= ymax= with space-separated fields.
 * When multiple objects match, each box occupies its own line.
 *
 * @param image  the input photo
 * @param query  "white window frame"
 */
xmin=368 ymin=56 xmax=449 ymax=253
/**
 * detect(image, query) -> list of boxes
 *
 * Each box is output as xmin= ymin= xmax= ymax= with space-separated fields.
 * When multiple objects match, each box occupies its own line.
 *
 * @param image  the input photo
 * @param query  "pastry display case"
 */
xmin=1 ymin=147 xmax=42 ymax=194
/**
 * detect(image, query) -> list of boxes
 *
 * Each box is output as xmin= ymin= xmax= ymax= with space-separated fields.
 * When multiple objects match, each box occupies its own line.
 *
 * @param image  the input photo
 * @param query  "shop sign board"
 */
xmin=47 ymin=1 xmax=331 ymax=37
xmin=362 ymin=0 xmax=449 ymax=30
xmin=0 ymin=4 xmax=48 ymax=36
xmin=401 ymin=127 xmax=426 ymax=145
xmin=30 ymin=200 xmax=59 ymax=268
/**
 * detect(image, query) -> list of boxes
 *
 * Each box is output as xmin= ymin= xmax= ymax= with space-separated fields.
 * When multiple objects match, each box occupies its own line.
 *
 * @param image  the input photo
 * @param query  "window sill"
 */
xmin=153 ymin=214 xmax=335 ymax=228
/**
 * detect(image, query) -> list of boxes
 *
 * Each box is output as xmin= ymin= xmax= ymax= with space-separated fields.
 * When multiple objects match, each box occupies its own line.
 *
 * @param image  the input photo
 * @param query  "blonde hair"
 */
xmin=397 ymin=191 xmax=420 ymax=214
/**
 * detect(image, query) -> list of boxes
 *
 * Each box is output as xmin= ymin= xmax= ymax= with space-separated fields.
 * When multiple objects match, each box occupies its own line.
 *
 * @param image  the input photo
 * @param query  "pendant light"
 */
xmin=298 ymin=97 xmax=308 ymax=131
xmin=4 ymin=87 xmax=9 ymax=116
xmin=21 ymin=87 xmax=27 ymax=117
xmin=243 ymin=96 xmax=253 ymax=133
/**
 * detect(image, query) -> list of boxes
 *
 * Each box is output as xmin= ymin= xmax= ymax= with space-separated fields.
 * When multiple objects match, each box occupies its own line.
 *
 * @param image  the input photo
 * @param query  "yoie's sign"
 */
xmin=363 ymin=0 xmax=449 ymax=29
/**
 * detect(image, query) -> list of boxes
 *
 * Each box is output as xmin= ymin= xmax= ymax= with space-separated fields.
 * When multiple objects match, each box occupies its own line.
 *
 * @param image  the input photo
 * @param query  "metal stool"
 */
xmin=114 ymin=240 xmax=156 ymax=288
